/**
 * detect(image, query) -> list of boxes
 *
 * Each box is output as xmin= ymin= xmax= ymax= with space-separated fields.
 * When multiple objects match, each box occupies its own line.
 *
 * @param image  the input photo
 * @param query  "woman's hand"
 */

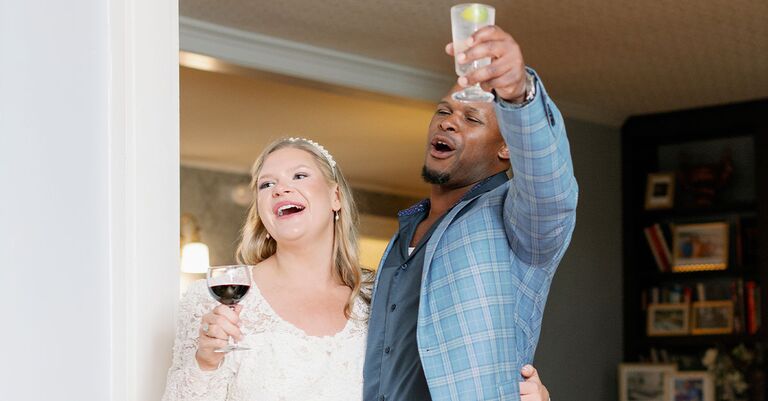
xmin=520 ymin=364 xmax=550 ymax=401
xmin=195 ymin=304 xmax=244 ymax=370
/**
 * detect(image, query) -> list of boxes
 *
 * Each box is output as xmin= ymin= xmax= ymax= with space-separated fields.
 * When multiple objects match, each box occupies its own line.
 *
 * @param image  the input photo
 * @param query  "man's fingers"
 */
xmin=521 ymin=364 xmax=542 ymax=383
xmin=471 ymin=25 xmax=508 ymax=43
xmin=459 ymin=40 xmax=507 ymax=65
xmin=465 ymin=57 xmax=515 ymax=87
xmin=459 ymin=43 xmax=524 ymax=93
xmin=480 ymin=75 xmax=518 ymax=94
xmin=520 ymin=373 xmax=549 ymax=401
xmin=519 ymin=381 xmax=541 ymax=394
xmin=445 ymin=42 xmax=455 ymax=56
xmin=451 ymin=24 xmax=525 ymax=97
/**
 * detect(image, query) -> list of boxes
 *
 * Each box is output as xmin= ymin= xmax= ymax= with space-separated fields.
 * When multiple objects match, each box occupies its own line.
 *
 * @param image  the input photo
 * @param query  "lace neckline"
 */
xmin=246 ymin=279 xmax=355 ymax=340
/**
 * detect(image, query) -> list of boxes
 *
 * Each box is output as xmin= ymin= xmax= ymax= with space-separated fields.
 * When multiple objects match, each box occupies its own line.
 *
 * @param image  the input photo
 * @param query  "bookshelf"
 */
xmin=621 ymin=99 xmax=768 ymax=400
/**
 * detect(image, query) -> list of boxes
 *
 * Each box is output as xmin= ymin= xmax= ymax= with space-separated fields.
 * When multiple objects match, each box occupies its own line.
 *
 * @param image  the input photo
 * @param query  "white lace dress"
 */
xmin=161 ymin=279 xmax=369 ymax=401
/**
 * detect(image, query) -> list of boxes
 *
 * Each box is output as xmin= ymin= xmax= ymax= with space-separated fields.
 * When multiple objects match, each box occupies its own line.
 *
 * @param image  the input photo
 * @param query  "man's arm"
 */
xmin=451 ymin=29 xmax=572 ymax=401
xmin=496 ymin=72 xmax=578 ymax=268
xmin=452 ymin=26 xmax=578 ymax=268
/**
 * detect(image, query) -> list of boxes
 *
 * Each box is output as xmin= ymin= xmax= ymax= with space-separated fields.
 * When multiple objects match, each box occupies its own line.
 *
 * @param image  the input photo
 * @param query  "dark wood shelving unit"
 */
xmin=621 ymin=99 xmax=768 ymax=400
xmin=638 ymin=333 xmax=762 ymax=349
xmin=635 ymin=269 xmax=763 ymax=285
xmin=639 ymin=202 xmax=758 ymax=222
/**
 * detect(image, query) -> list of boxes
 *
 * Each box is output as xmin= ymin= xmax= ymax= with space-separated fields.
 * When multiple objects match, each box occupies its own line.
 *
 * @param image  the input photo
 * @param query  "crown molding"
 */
xmin=179 ymin=17 xmax=454 ymax=102
xmin=179 ymin=17 xmax=622 ymax=127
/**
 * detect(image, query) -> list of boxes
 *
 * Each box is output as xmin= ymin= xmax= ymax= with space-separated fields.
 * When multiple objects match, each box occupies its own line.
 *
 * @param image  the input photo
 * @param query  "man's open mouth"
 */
xmin=430 ymin=136 xmax=456 ymax=158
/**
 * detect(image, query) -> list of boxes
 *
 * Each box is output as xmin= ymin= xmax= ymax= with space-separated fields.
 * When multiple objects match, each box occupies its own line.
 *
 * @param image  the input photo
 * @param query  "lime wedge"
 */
xmin=461 ymin=5 xmax=488 ymax=24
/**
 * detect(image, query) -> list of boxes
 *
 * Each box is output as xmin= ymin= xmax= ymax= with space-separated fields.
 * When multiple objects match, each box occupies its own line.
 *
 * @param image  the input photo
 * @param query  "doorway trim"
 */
xmin=109 ymin=0 xmax=180 ymax=399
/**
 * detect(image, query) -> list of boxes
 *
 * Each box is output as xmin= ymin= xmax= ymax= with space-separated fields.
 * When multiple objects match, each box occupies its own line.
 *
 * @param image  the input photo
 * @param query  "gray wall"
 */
xmin=181 ymin=166 xmax=251 ymax=266
xmin=535 ymin=117 xmax=623 ymax=401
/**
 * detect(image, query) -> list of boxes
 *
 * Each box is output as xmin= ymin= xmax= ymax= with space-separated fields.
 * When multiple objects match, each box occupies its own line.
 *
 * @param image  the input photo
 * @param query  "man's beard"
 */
xmin=421 ymin=165 xmax=450 ymax=185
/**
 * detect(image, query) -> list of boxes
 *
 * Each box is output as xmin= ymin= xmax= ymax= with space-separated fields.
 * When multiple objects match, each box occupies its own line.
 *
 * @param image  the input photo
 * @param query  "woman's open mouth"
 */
xmin=273 ymin=202 xmax=306 ymax=218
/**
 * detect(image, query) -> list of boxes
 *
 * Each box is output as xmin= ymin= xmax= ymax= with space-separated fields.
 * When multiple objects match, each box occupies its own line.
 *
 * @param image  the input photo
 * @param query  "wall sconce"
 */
xmin=180 ymin=213 xmax=210 ymax=273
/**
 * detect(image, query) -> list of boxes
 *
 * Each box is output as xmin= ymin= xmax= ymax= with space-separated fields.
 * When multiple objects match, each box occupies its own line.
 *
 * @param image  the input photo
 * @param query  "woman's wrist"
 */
xmin=195 ymin=350 xmax=223 ymax=371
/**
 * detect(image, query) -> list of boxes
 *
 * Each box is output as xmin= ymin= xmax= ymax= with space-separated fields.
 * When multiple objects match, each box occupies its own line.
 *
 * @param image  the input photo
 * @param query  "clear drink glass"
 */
xmin=451 ymin=3 xmax=496 ymax=103
xmin=206 ymin=265 xmax=253 ymax=352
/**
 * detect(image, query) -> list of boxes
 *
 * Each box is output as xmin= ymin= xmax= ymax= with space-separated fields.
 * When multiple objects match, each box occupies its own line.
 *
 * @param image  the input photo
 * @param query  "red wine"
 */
xmin=208 ymin=284 xmax=250 ymax=305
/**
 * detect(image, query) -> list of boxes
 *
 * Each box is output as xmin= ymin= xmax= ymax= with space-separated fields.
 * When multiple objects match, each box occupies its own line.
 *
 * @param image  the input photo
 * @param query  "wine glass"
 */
xmin=206 ymin=265 xmax=253 ymax=352
xmin=450 ymin=3 xmax=496 ymax=102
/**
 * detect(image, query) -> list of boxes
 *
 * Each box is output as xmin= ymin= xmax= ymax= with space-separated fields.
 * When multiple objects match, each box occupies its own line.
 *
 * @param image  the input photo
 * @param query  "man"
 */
xmin=364 ymin=24 xmax=578 ymax=401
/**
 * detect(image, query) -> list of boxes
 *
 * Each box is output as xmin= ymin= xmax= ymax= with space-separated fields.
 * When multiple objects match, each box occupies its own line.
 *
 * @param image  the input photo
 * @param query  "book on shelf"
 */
xmin=644 ymin=223 xmax=672 ymax=272
xmin=683 ymin=286 xmax=692 ymax=304
xmin=731 ymin=278 xmax=745 ymax=334
xmin=651 ymin=287 xmax=660 ymax=304
xmin=696 ymin=282 xmax=706 ymax=302
xmin=745 ymin=281 xmax=762 ymax=335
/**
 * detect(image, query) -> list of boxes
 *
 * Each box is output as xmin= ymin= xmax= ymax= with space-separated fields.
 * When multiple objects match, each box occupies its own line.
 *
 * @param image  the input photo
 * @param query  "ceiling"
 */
xmin=179 ymin=0 xmax=768 ymax=196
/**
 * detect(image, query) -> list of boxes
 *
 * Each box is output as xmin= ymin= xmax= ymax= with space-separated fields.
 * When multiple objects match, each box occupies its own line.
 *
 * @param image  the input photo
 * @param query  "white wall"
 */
xmin=0 ymin=0 xmax=179 ymax=400
xmin=0 ymin=0 xmax=111 ymax=398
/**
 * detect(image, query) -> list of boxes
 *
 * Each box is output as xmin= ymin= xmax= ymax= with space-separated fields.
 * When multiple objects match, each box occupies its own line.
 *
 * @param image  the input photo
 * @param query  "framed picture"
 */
xmin=645 ymin=173 xmax=675 ymax=210
xmin=647 ymin=303 xmax=689 ymax=336
xmin=690 ymin=300 xmax=734 ymax=335
xmin=672 ymin=222 xmax=729 ymax=272
xmin=667 ymin=371 xmax=715 ymax=401
xmin=619 ymin=363 xmax=676 ymax=401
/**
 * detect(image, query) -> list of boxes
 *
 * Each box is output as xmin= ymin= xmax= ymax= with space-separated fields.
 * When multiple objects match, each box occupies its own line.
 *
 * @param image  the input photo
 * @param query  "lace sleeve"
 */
xmin=161 ymin=280 xmax=237 ymax=401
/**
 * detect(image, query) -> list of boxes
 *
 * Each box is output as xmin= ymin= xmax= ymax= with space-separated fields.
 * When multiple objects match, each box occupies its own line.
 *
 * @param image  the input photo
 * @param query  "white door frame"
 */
xmin=109 ymin=0 xmax=180 ymax=400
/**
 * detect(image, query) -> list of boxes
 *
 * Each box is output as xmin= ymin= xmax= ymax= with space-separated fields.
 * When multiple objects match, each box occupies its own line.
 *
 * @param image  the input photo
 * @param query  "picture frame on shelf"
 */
xmin=618 ymin=363 xmax=676 ymax=401
xmin=647 ymin=303 xmax=690 ymax=336
xmin=690 ymin=300 xmax=734 ymax=335
xmin=644 ymin=172 xmax=675 ymax=210
xmin=672 ymin=222 xmax=729 ymax=272
xmin=667 ymin=371 xmax=715 ymax=401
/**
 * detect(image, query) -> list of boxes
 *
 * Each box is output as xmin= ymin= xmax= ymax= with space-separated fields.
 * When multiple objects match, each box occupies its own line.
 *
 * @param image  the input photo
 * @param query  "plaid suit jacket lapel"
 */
xmin=420 ymin=191 xmax=487 ymax=296
xmin=372 ymin=188 xmax=490 ymax=306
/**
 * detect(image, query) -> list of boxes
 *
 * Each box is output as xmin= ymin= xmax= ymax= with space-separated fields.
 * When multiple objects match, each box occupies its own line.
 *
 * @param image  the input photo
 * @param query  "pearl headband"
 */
xmin=287 ymin=137 xmax=337 ymax=171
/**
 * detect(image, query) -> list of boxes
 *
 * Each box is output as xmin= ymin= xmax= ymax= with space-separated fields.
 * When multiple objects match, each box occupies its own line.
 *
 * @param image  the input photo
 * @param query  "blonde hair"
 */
xmin=236 ymin=137 xmax=370 ymax=317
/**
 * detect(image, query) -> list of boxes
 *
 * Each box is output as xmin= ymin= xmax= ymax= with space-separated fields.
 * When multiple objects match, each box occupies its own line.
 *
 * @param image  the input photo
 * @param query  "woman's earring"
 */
xmin=266 ymin=233 xmax=271 ymax=239
xmin=334 ymin=211 xmax=340 ymax=221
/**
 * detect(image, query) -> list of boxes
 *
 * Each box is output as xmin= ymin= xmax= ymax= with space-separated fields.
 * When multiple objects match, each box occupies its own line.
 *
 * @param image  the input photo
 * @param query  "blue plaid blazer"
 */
xmin=372 ymin=71 xmax=578 ymax=401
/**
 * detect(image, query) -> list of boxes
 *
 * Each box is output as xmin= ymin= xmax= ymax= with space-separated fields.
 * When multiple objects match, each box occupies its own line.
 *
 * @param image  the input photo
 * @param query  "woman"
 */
xmin=161 ymin=137 xmax=550 ymax=400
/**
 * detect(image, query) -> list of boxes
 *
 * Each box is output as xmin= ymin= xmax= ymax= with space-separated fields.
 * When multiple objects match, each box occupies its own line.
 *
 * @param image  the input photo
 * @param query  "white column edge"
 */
xmin=110 ymin=0 xmax=180 ymax=400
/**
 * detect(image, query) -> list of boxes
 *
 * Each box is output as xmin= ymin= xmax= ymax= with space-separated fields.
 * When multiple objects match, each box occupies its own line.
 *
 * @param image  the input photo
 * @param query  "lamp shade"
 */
xmin=181 ymin=242 xmax=210 ymax=273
